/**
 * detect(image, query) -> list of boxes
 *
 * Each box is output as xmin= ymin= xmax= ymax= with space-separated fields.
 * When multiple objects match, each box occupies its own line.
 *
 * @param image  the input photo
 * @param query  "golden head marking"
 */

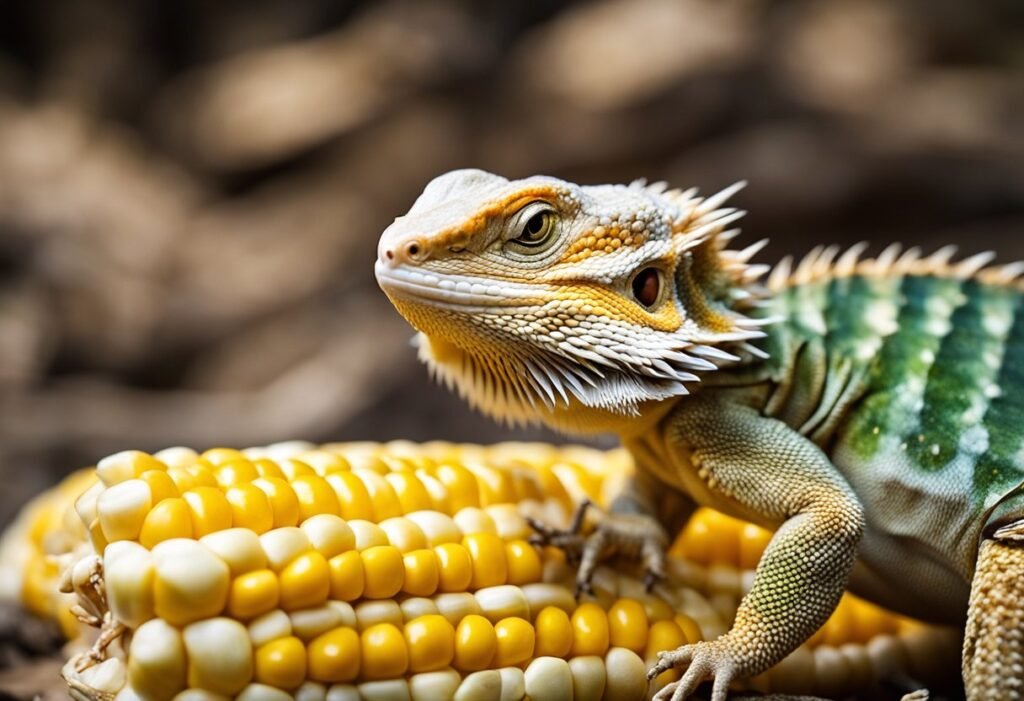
xmin=376 ymin=169 xmax=769 ymax=429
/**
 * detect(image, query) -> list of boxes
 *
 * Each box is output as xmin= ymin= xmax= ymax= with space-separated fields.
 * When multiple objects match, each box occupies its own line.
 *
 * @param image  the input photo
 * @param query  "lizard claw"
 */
xmin=649 ymin=640 xmax=740 ymax=701
xmin=528 ymin=499 xmax=669 ymax=599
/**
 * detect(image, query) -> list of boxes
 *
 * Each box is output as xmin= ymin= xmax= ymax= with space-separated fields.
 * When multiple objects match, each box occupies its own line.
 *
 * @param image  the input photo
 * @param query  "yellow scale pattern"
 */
xmin=0 ymin=442 xmax=960 ymax=701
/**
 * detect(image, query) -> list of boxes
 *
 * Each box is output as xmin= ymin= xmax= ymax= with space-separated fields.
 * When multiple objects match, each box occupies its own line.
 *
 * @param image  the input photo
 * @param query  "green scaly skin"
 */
xmin=375 ymin=170 xmax=1024 ymax=701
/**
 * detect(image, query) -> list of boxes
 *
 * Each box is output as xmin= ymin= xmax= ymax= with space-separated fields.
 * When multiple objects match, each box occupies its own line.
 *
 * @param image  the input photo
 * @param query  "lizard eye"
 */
xmin=506 ymin=202 xmax=559 ymax=254
xmin=631 ymin=267 xmax=664 ymax=309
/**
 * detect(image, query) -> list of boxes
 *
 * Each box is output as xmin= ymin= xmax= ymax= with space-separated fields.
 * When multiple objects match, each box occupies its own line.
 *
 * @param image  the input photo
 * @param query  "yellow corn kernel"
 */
xmin=139 ymin=498 xmax=194 ymax=549
xmin=433 ymin=463 xmax=480 ymax=512
xmin=571 ymin=602 xmax=610 ymax=657
xmin=153 ymin=539 xmax=230 ymax=626
xmin=225 ymin=484 xmax=274 ymax=534
xmin=252 ymin=458 xmax=286 ymax=480
xmin=97 ymin=450 xmax=167 ymax=487
xmin=384 ymin=472 xmax=432 ymax=514
xmin=453 ymin=614 xmax=497 ymax=672
xmin=307 ymin=627 xmax=360 ymax=683
xmin=462 ymin=533 xmax=507 ymax=590
xmin=98 ymin=479 xmax=153 ymax=542
xmin=532 ymin=605 xmax=573 ymax=659
xmin=348 ymin=520 xmax=388 ymax=550
xmin=433 ymin=543 xmax=473 ymax=593
xmin=413 ymin=471 xmax=451 ymax=513
xmin=647 ymin=619 xmax=687 ymax=684
xmin=674 ymin=613 xmax=703 ymax=644
xmin=404 ymin=614 xmax=456 ymax=673
xmin=642 ymin=596 xmax=675 ymax=623
xmin=183 ymin=617 xmax=253 ymax=695
xmin=260 ymin=528 xmax=312 ymax=571
xmin=353 ymin=469 xmax=402 ymax=521
xmin=361 ymin=545 xmax=404 ymax=599
xmin=324 ymin=473 xmax=374 ymax=521
xmin=140 ymin=469 xmax=180 ymax=504
xmin=465 ymin=464 xmax=516 ymax=506
xmin=608 ymin=598 xmax=649 ymax=654
xmin=214 ymin=460 xmax=259 ymax=488
xmin=360 ymin=623 xmax=408 ymax=681
xmin=504 ymin=539 xmax=542 ymax=585
xmin=493 ymin=617 xmax=535 ymax=667
xmin=402 ymin=549 xmax=439 ymax=597
xmin=255 ymin=636 xmax=306 ymax=690
xmin=202 ymin=528 xmax=269 ymax=575
xmin=182 ymin=487 xmax=233 ymax=537
xmin=327 ymin=551 xmax=364 ymax=601
xmin=229 ymin=570 xmax=280 ymax=620
xmin=166 ymin=466 xmax=211 ymax=493
xmin=291 ymin=475 xmax=341 ymax=522
xmin=128 ymin=618 xmax=187 ymax=701
xmin=201 ymin=448 xmax=248 ymax=466
xmin=301 ymin=514 xmax=355 ymax=559
xmin=279 ymin=552 xmax=330 ymax=611
xmin=278 ymin=458 xmax=316 ymax=481
xmin=251 ymin=478 xmax=301 ymax=529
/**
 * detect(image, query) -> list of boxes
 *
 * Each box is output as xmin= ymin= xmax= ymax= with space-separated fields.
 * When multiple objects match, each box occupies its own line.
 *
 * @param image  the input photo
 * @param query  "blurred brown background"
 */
xmin=1 ymin=0 xmax=1023 ymax=531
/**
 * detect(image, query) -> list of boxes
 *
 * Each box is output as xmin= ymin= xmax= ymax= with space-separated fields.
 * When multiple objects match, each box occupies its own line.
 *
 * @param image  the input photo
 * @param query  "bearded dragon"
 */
xmin=375 ymin=169 xmax=1024 ymax=701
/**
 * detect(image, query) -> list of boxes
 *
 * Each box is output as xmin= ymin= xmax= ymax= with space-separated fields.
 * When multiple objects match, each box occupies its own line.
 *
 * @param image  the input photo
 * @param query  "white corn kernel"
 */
xmin=259 ymin=528 xmax=311 ymax=571
xmin=497 ymin=667 xmax=525 ymax=701
xmin=182 ymin=618 xmax=253 ymax=696
xmin=248 ymin=609 xmax=292 ymax=647
xmin=128 ymin=618 xmax=186 ymax=701
xmin=454 ymin=670 xmax=501 ymax=701
xmin=357 ymin=679 xmax=411 ymax=701
xmin=236 ymin=685 xmax=292 ymax=701
xmin=602 ymin=648 xmax=647 ymax=701
xmin=405 ymin=511 xmax=461 ymax=546
xmin=434 ymin=593 xmax=482 ymax=626
xmin=98 ymin=480 xmax=153 ymax=542
xmin=325 ymin=685 xmax=360 ymax=701
xmin=524 ymin=656 xmax=573 ymax=700
xmin=409 ymin=670 xmax=460 ymax=701
xmin=452 ymin=508 xmax=496 ymax=536
xmin=290 ymin=605 xmax=343 ymax=641
xmin=474 ymin=585 xmax=529 ymax=623
xmin=105 ymin=541 xmax=155 ymax=629
xmin=569 ymin=656 xmax=605 ymax=701
xmin=355 ymin=599 xmax=404 ymax=629
xmin=152 ymin=539 xmax=229 ymax=626
xmin=201 ymin=529 xmax=268 ymax=575
xmin=399 ymin=597 xmax=439 ymax=622
xmin=301 ymin=515 xmax=355 ymax=558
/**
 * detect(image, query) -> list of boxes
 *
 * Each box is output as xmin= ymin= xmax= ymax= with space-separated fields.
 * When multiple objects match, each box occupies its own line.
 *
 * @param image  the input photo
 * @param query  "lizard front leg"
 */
xmin=650 ymin=395 xmax=865 ymax=701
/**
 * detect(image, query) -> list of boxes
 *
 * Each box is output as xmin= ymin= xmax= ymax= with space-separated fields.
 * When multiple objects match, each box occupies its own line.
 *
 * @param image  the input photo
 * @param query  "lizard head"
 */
xmin=376 ymin=168 xmax=769 ymax=431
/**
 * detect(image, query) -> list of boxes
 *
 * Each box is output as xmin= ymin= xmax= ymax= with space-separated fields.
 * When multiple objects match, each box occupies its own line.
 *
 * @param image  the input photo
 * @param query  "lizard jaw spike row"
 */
xmin=376 ymin=170 xmax=770 ymax=431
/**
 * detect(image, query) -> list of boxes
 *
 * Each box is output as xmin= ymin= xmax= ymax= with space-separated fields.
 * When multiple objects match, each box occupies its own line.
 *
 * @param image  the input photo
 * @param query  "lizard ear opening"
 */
xmin=631 ymin=267 xmax=663 ymax=309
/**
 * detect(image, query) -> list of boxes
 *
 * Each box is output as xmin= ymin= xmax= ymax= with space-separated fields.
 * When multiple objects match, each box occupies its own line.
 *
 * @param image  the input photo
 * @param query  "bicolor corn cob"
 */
xmin=2 ymin=442 xmax=960 ymax=701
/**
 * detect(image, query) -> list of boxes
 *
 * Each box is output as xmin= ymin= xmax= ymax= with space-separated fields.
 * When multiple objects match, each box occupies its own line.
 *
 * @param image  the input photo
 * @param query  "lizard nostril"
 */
xmin=385 ymin=249 xmax=394 ymax=260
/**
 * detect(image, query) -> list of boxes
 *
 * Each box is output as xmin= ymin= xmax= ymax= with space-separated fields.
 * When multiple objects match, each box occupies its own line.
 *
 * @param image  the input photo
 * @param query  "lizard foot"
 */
xmin=527 ymin=499 xmax=668 ymax=597
xmin=649 ymin=640 xmax=741 ymax=701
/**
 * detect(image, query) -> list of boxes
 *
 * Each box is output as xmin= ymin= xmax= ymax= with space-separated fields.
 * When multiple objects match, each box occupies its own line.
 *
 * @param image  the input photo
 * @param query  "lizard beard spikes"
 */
xmin=415 ymin=318 xmax=765 ymax=427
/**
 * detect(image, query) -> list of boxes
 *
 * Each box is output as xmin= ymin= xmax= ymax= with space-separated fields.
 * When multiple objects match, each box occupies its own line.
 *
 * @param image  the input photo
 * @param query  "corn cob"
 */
xmin=2 ymin=441 xmax=960 ymax=701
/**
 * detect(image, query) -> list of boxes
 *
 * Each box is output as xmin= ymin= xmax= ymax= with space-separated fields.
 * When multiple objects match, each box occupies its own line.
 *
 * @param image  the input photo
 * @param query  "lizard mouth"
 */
xmin=374 ymin=260 xmax=542 ymax=309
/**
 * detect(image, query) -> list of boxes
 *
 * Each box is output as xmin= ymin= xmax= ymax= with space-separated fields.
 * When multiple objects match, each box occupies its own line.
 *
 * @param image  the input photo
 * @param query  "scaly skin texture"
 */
xmin=376 ymin=170 xmax=1024 ymax=701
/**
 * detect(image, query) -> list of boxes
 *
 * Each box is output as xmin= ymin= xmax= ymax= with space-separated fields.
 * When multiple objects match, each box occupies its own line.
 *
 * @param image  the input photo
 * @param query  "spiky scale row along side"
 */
xmin=1 ymin=441 xmax=960 ymax=701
